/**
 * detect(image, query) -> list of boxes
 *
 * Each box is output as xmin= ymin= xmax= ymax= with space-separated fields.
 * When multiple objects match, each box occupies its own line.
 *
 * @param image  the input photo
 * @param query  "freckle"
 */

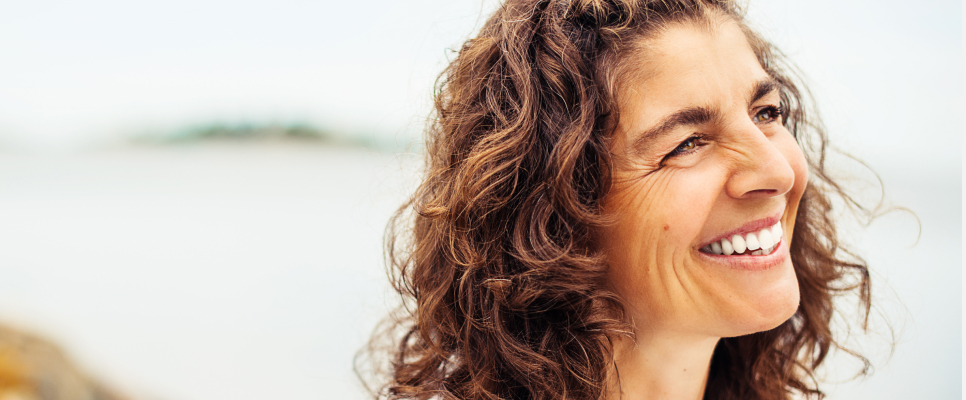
xmin=664 ymin=224 xmax=669 ymax=231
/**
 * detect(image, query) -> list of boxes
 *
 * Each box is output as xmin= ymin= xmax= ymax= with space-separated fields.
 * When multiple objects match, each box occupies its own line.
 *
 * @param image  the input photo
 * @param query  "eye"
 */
xmin=664 ymin=135 xmax=704 ymax=159
xmin=752 ymin=105 xmax=783 ymax=124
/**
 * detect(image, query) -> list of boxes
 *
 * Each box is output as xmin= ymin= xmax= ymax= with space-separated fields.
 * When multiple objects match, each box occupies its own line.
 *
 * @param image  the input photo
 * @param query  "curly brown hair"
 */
xmin=362 ymin=1 xmax=873 ymax=399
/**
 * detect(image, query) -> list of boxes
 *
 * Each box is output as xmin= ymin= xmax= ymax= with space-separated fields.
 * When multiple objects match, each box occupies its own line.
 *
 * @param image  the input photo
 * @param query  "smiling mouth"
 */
xmin=700 ymin=222 xmax=783 ymax=256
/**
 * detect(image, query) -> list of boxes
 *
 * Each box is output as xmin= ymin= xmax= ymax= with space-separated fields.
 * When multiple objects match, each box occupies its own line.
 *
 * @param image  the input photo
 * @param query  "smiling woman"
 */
xmin=363 ymin=1 xmax=873 ymax=399
xmin=599 ymin=20 xmax=812 ymax=399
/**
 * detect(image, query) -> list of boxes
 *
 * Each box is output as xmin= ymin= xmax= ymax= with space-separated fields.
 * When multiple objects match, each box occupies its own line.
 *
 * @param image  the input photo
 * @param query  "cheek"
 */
xmin=780 ymin=134 xmax=809 ymax=215
xmin=599 ymin=165 xmax=723 ymax=294
xmin=603 ymin=168 xmax=711 ymax=255
xmin=599 ymin=173 xmax=668 ymax=268
xmin=785 ymin=136 xmax=808 ymax=185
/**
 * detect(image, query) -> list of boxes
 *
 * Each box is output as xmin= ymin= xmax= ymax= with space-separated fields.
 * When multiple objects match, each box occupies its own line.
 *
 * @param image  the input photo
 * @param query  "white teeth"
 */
xmin=710 ymin=241 xmax=722 ymax=255
xmin=706 ymin=222 xmax=784 ymax=257
xmin=758 ymin=229 xmax=774 ymax=250
xmin=745 ymin=232 xmax=760 ymax=251
xmin=731 ymin=235 xmax=746 ymax=254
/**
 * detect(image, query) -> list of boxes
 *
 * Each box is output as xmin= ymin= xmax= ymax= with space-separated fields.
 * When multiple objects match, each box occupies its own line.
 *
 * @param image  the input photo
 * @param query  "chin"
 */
xmin=728 ymin=280 xmax=801 ymax=337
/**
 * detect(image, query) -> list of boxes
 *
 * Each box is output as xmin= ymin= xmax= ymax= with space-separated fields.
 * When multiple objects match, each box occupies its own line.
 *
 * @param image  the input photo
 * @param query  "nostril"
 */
xmin=746 ymin=188 xmax=778 ymax=196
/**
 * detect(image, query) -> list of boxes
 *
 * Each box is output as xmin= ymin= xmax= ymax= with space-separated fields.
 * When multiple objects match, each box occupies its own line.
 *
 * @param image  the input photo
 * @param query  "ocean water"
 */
xmin=0 ymin=143 xmax=958 ymax=399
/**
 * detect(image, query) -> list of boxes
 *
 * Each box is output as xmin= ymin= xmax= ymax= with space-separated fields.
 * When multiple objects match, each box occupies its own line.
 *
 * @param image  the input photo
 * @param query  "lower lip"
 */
xmin=696 ymin=239 xmax=788 ymax=271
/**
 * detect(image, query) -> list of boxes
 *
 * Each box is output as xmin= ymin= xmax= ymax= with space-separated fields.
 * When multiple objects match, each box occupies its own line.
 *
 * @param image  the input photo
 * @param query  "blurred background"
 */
xmin=0 ymin=0 xmax=960 ymax=399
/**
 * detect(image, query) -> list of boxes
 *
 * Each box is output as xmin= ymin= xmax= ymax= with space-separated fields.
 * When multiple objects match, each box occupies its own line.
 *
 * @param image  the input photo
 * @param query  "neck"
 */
xmin=605 ymin=330 xmax=720 ymax=400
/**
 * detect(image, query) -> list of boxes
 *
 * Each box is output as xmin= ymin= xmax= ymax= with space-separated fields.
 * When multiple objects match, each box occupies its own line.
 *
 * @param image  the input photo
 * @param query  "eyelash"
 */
xmin=663 ymin=135 xmax=706 ymax=162
xmin=753 ymin=105 xmax=784 ymax=124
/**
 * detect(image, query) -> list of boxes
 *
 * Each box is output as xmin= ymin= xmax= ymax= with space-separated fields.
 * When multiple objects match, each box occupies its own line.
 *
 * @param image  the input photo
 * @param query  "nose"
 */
xmin=724 ymin=124 xmax=796 ymax=200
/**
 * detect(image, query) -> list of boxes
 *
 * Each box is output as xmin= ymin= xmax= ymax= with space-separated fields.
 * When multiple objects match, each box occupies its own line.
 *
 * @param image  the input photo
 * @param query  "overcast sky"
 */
xmin=0 ymin=0 xmax=961 ymax=169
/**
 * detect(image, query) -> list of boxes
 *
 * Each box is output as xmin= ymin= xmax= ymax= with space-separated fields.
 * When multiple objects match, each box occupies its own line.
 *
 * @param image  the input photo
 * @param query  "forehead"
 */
xmin=616 ymin=20 xmax=771 ymax=134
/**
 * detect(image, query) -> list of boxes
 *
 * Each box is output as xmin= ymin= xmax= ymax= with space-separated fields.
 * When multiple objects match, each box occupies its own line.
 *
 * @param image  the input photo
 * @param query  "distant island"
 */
xmin=130 ymin=122 xmax=411 ymax=152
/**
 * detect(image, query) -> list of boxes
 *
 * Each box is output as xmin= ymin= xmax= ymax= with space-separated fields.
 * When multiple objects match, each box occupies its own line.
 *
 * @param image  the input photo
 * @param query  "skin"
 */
xmin=599 ymin=18 xmax=809 ymax=400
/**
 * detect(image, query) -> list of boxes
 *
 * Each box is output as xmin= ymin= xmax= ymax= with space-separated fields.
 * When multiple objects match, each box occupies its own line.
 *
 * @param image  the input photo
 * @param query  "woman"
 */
xmin=366 ymin=0 xmax=872 ymax=399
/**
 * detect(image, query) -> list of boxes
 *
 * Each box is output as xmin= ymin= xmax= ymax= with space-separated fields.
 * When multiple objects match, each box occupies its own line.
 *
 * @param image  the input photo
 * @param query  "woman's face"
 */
xmin=600 ymin=20 xmax=808 ymax=339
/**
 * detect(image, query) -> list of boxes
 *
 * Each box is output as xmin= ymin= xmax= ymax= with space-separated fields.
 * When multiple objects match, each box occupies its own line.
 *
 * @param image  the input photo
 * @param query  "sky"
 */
xmin=0 ymin=0 xmax=493 ymax=148
xmin=0 ymin=0 xmax=961 ymax=169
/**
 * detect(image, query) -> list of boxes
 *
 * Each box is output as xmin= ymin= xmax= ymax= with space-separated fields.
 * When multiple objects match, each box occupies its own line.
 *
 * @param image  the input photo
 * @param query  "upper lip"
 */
xmin=698 ymin=212 xmax=783 ymax=249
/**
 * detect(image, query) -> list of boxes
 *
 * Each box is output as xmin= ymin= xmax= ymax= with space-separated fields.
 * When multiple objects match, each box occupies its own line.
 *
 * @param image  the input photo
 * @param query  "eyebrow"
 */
xmin=630 ymin=77 xmax=782 ymax=154
xmin=750 ymin=78 xmax=781 ymax=105
xmin=631 ymin=106 xmax=720 ymax=154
